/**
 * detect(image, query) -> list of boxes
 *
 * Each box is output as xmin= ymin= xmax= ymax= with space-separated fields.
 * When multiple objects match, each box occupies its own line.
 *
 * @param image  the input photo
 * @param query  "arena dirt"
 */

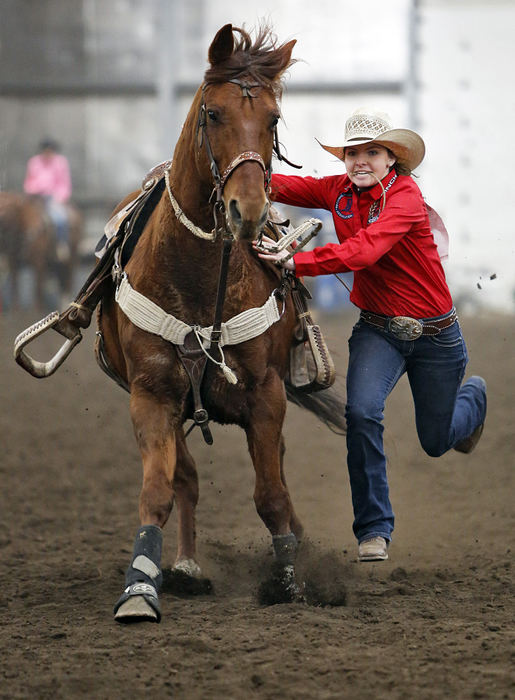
xmin=1 ymin=310 xmax=513 ymax=699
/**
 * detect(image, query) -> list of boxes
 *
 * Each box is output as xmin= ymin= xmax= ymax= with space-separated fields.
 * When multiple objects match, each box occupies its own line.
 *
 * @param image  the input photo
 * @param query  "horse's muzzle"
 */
xmin=227 ymin=197 xmax=269 ymax=240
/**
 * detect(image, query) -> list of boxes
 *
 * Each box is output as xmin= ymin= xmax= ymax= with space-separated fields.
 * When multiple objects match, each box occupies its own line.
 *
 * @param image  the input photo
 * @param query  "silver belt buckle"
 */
xmin=389 ymin=316 xmax=423 ymax=340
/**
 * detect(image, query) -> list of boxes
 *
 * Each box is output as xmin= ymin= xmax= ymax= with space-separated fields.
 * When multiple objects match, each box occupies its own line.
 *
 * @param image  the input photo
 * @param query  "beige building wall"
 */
xmin=1 ymin=0 xmax=513 ymax=310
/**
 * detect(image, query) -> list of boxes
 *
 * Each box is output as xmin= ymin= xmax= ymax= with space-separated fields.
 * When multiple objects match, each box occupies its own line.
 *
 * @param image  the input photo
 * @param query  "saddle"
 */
xmin=20 ymin=162 xmax=334 ymax=411
xmin=60 ymin=161 xmax=172 ymax=332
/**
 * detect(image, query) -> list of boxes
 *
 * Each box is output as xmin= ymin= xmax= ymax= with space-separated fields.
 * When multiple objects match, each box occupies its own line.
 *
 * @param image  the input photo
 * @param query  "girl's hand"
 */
xmin=252 ymin=235 xmax=296 ymax=272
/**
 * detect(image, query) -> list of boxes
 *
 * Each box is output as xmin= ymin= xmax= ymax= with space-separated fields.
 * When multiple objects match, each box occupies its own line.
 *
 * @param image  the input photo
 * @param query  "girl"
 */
xmin=255 ymin=107 xmax=487 ymax=562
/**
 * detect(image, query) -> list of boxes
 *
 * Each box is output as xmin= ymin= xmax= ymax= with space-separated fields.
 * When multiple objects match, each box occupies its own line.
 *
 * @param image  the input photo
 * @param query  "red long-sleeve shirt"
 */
xmin=270 ymin=171 xmax=453 ymax=318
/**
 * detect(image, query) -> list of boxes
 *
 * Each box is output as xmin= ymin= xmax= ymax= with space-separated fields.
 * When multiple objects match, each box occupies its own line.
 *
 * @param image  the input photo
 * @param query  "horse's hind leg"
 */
xmin=114 ymin=389 xmax=177 ymax=624
xmin=9 ymin=266 xmax=19 ymax=311
xmin=32 ymin=261 xmax=46 ymax=311
xmin=279 ymin=435 xmax=303 ymax=541
xmin=172 ymin=429 xmax=202 ymax=577
xmin=246 ymin=371 xmax=302 ymax=602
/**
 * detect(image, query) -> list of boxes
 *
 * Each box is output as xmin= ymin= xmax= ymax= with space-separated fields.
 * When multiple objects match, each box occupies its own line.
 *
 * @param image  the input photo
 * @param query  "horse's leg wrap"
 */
xmin=114 ymin=525 xmax=163 ymax=621
xmin=260 ymin=532 xmax=301 ymax=603
xmin=272 ymin=532 xmax=298 ymax=567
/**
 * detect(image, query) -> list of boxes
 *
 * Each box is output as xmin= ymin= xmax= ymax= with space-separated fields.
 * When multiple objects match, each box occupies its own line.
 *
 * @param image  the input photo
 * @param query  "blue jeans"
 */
xmin=345 ymin=310 xmax=486 ymax=544
xmin=45 ymin=198 xmax=69 ymax=243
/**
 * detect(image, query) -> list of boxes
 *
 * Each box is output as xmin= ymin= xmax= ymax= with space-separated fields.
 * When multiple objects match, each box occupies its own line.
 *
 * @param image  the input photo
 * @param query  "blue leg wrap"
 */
xmin=272 ymin=532 xmax=298 ymax=566
xmin=125 ymin=525 xmax=163 ymax=590
xmin=113 ymin=525 xmax=163 ymax=621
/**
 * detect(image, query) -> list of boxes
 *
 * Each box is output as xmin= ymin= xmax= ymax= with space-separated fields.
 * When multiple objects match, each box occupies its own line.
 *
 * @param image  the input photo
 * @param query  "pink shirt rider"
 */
xmin=24 ymin=153 xmax=72 ymax=204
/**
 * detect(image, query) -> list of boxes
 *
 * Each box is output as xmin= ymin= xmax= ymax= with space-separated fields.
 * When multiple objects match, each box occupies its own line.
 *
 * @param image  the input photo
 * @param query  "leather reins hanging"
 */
xmin=197 ymin=77 xmax=300 ymax=355
xmin=197 ymin=78 xmax=273 ymax=356
xmin=182 ymin=78 xmax=276 ymax=442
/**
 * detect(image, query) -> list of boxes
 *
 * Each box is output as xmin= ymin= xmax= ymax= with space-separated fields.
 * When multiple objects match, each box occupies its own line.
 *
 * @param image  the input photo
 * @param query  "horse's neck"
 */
xmin=136 ymin=87 xmax=250 ymax=309
xmin=167 ymin=88 xmax=214 ymax=235
xmin=149 ymin=91 xmax=221 ymax=269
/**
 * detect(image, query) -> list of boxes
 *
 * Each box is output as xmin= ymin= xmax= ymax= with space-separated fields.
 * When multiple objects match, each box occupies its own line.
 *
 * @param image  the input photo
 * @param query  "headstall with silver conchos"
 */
xmin=197 ymin=78 xmax=301 ymax=238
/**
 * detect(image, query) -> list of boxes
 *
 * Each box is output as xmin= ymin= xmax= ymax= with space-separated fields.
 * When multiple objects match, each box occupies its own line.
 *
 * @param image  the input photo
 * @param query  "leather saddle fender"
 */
xmin=288 ymin=279 xmax=336 ymax=393
xmin=262 ymin=212 xmax=336 ymax=393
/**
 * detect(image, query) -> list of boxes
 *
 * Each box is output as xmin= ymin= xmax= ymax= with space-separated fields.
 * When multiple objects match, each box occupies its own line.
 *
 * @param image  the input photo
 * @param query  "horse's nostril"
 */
xmin=229 ymin=199 xmax=242 ymax=224
xmin=258 ymin=202 xmax=269 ymax=229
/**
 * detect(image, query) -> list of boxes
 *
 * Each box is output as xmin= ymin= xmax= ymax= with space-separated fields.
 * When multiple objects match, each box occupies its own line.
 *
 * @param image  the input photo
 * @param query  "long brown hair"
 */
xmin=386 ymin=149 xmax=412 ymax=176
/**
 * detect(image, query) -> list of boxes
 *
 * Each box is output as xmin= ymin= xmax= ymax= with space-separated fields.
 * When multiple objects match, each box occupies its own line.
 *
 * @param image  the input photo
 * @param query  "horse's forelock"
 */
xmin=204 ymin=25 xmax=295 ymax=92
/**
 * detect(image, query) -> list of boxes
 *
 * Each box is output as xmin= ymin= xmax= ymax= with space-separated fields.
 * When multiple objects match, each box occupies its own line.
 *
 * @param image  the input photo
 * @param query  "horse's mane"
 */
xmin=203 ymin=25 xmax=295 ymax=95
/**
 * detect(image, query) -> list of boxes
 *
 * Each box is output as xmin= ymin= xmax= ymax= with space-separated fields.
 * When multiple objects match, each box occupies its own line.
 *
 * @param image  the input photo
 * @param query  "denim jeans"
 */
xmin=46 ymin=198 xmax=69 ymax=243
xmin=345 ymin=310 xmax=487 ymax=544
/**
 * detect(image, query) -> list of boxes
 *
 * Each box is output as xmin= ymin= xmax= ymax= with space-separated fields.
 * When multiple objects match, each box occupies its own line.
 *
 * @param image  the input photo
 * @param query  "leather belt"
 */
xmin=360 ymin=308 xmax=457 ymax=341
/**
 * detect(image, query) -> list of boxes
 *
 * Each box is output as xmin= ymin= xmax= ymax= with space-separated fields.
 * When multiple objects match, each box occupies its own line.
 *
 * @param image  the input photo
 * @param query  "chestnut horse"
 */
xmin=91 ymin=25 xmax=345 ymax=622
xmin=0 ymin=191 xmax=82 ymax=310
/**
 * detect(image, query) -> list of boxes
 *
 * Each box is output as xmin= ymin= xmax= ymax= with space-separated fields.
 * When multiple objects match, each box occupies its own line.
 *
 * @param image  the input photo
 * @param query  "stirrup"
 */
xmin=14 ymin=311 xmax=83 ymax=378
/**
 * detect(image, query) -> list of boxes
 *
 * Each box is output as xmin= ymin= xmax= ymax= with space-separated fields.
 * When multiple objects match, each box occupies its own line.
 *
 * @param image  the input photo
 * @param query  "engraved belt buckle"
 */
xmin=389 ymin=316 xmax=423 ymax=341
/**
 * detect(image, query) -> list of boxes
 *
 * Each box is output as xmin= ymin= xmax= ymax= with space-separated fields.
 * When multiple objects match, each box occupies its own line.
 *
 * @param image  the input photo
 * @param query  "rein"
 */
xmin=164 ymin=168 xmax=215 ymax=241
xmin=162 ymin=77 xmax=289 ymax=437
xmin=135 ymin=78 xmax=301 ymax=440
xmin=192 ymin=78 xmax=270 ymax=385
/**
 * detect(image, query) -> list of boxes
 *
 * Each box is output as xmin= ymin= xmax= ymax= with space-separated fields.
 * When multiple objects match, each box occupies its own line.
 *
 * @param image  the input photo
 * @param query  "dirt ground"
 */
xmin=0 ymin=308 xmax=513 ymax=699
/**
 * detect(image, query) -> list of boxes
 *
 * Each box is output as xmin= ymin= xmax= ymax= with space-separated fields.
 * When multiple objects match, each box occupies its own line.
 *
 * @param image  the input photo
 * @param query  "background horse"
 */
xmin=0 ymin=191 xmax=82 ymax=311
xmin=97 ymin=24 xmax=346 ymax=623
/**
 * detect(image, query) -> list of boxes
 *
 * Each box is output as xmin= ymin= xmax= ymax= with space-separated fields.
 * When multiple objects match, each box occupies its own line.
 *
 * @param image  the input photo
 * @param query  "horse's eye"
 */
xmin=271 ymin=116 xmax=279 ymax=129
xmin=207 ymin=109 xmax=218 ymax=122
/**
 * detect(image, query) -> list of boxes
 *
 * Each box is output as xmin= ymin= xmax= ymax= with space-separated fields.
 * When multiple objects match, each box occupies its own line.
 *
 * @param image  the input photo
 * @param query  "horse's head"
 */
xmin=196 ymin=24 xmax=296 ymax=241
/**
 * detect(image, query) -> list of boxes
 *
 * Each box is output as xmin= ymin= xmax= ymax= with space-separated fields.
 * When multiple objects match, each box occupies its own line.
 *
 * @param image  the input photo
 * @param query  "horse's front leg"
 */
xmin=279 ymin=434 xmax=304 ymax=541
xmin=246 ymin=371 xmax=302 ymax=603
xmin=114 ymin=388 xmax=177 ymax=624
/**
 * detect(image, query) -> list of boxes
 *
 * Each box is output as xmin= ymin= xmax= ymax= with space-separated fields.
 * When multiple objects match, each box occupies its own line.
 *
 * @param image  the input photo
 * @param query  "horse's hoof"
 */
xmin=114 ymin=596 xmax=158 ymax=623
xmin=113 ymin=583 xmax=161 ymax=623
xmin=258 ymin=564 xmax=303 ymax=605
xmin=173 ymin=557 xmax=202 ymax=578
xmin=162 ymin=562 xmax=213 ymax=596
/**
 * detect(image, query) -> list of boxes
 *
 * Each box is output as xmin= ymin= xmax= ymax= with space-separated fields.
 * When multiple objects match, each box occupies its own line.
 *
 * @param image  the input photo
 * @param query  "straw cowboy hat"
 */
xmin=318 ymin=108 xmax=425 ymax=172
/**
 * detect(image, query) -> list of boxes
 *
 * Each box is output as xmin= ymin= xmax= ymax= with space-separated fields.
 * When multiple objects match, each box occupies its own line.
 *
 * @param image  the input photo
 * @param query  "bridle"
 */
xmin=196 ymin=79 xmax=270 ymax=238
xmin=164 ymin=76 xmax=299 ymax=413
xmin=195 ymin=77 xmax=301 ymax=238
xmin=165 ymin=76 xmax=301 ymax=242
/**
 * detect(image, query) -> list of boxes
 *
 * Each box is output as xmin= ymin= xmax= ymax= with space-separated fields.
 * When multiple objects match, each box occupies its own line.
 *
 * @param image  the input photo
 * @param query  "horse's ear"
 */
xmin=275 ymin=39 xmax=297 ymax=78
xmin=208 ymin=24 xmax=234 ymax=66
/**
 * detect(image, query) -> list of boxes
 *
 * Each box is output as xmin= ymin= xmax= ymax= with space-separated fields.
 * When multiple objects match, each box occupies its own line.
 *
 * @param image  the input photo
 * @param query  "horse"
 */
xmin=0 ymin=192 xmax=53 ymax=310
xmin=14 ymin=23 xmax=347 ymax=623
xmin=0 ymin=191 xmax=82 ymax=310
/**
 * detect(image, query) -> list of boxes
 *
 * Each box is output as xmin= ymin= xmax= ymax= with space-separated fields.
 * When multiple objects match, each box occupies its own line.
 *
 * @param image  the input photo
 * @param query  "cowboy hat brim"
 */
xmin=317 ymin=128 xmax=425 ymax=171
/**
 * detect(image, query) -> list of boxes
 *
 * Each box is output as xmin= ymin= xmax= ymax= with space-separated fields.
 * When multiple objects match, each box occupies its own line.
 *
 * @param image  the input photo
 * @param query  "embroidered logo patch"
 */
xmin=335 ymin=191 xmax=353 ymax=219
